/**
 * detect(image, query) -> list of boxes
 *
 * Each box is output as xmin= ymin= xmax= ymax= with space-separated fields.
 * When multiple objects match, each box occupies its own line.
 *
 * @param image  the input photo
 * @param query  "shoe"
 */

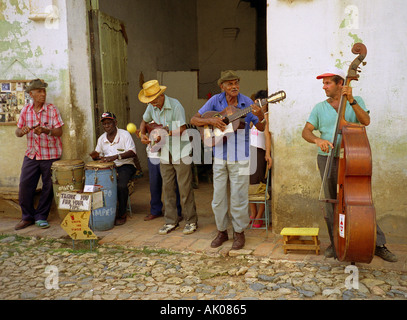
xmin=324 ymin=244 xmax=335 ymax=258
xmin=158 ymin=223 xmax=179 ymax=235
xmin=144 ymin=214 xmax=162 ymax=221
xmin=232 ymin=232 xmax=245 ymax=250
xmin=15 ymin=220 xmax=34 ymax=230
xmin=375 ymin=245 xmax=398 ymax=262
xmin=183 ymin=223 xmax=198 ymax=235
xmin=35 ymin=220 xmax=50 ymax=229
xmin=114 ymin=216 xmax=127 ymax=226
xmin=211 ymin=230 xmax=228 ymax=248
xmin=253 ymin=220 xmax=263 ymax=228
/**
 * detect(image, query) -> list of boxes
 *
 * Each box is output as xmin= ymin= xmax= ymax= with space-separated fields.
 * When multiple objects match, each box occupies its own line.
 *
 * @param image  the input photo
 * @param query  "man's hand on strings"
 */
xmin=342 ymin=85 xmax=354 ymax=104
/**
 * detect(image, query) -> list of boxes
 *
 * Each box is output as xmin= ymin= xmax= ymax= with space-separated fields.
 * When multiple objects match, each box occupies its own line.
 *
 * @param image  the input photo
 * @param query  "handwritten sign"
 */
xmin=61 ymin=211 xmax=97 ymax=240
xmin=58 ymin=191 xmax=104 ymax=211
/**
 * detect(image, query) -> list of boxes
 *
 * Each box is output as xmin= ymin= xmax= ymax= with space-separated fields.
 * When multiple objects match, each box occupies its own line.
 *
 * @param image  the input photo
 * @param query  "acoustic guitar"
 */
xmin=198 ymin=90 xmax=286 ymax=147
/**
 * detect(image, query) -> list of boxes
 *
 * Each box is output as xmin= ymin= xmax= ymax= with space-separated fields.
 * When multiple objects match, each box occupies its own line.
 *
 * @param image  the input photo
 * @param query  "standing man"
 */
xmin=138 ymin=80 xmax=198 ymax=235
xmin=302 ymin=67 xmax=397 ymax=262
xmin=191 ymin=71 xmax=265 ymax=250
xmin=133 ymin=122 xmax=182 ymax=222
xmin=90 ymin=112 xmax=137 ymax=226
xmin=15 ymin=79 xmax=64 ymax=230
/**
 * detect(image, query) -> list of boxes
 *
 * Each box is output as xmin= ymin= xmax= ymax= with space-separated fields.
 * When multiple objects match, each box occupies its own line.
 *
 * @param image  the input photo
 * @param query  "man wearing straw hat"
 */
xmin=138 ymin=80 xmax=198 ymax=235
xmin=14 ymin=79 xmax=64 ymax=230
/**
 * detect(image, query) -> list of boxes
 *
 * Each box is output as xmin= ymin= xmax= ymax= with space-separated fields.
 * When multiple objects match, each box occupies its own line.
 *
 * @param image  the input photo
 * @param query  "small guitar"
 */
xmin=198 ymin=90 xmax=286 ymax=147
xmin=145 ymin=122 xmax=169 ymax=153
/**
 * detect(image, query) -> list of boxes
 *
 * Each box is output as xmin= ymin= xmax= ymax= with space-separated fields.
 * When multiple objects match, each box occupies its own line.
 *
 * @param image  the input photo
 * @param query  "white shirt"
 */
xmin=95 ymin=128 xmax=137 ymax=167
xmin=250 ymin=126 xmax=266 ymax=150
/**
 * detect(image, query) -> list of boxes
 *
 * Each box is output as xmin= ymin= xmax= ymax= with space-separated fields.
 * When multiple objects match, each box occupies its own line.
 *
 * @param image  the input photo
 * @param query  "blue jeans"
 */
xmin=148 ymin=158 xmax=181 ymax=217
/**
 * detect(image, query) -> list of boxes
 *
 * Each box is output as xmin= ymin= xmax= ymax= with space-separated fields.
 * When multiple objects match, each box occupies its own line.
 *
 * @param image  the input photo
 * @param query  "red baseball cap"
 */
xmin=316 ymin=67 xmax=346 ymax=80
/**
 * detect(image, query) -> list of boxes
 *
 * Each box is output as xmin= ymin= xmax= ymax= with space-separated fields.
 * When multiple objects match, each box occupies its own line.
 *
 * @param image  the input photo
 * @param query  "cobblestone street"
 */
xmin=1 ymin=235 xmax=407 ymax=302
xmin=1 ymin=176 xmax=406 ymax=305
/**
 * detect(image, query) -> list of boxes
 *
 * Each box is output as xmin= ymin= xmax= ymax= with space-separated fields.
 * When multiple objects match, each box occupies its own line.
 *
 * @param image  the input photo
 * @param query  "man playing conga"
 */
xmin=90 ymin=112 xmax=137 ymax=226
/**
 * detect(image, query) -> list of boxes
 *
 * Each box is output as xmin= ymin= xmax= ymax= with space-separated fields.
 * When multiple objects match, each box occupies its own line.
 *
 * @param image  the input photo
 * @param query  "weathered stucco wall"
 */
xmin=267 ymin=0 xmax=407 ymax=242
xmin=0 ymin=0 xmax=93 ymax=191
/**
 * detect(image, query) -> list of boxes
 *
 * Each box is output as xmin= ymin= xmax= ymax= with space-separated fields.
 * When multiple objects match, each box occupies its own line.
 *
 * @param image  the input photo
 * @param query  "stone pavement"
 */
xmin=0 ymin=175 xmax=406 ymax=272
xmin=1 ymin=175 xmax=407 ymax=301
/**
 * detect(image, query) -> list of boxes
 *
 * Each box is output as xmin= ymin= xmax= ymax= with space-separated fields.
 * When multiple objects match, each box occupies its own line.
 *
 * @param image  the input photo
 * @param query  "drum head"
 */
xmin=51 ymin=159 xmax=85 ymax=169
xmin=85 ymin=161 xmax=116 ymax=170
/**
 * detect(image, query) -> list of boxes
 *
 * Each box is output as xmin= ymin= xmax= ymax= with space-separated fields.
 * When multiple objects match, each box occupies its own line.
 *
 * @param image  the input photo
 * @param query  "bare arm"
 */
xmin=264 ymin=116 xmax=272 ymax=169
xmin=302 ymin=122 xmax=333 ymax=154
xmin=342 ymin=86 xmax=370 ymax=126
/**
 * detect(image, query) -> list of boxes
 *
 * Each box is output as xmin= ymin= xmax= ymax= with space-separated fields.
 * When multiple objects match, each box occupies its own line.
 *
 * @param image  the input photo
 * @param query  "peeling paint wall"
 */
xmin=0 ymin=0 xmax=93 ymax=191
xmin=267 ymin=0 xmax=407 ymax=242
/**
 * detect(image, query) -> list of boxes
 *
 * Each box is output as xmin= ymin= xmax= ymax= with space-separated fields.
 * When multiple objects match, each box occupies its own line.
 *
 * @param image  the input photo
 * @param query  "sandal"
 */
xmin=253 ymin=220 xmax=263 ymax=228
xmin=35 ymin=220 xmax=50 ymax=229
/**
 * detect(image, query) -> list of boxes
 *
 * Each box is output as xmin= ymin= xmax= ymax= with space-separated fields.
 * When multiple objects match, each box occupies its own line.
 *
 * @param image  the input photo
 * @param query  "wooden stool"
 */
xmin=280 ymin=227 xmax=320 ymax=255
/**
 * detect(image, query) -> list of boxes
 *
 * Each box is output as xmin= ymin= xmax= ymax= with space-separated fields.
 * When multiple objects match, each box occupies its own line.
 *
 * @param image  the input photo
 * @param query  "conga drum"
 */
xmin=51 ymin=159 xmax=85 ymax=220
xmin=84 ymin=161 xmax=117 ymax=231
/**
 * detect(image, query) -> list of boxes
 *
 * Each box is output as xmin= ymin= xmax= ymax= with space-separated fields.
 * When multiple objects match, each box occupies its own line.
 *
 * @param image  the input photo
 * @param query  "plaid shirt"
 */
xmin=17 ymin=103 xmax=64 ymax=160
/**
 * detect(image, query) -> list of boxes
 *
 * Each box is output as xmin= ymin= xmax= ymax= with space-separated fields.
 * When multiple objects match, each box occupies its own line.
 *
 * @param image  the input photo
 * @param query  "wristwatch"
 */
xmin=350 ymin=99 xmax=357 ymax=106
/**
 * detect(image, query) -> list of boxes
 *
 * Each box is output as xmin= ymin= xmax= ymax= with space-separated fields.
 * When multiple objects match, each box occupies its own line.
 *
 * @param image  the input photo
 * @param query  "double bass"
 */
xmin=320 ymin=43 xmax=376 ymax=264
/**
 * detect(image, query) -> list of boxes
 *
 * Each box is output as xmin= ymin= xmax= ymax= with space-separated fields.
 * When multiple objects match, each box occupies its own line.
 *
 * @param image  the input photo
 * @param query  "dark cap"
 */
xmin=217 ymin=70 xmax=240 ymax=86
xmin=25 ymin=79 xmax=48 ymax=93
xmin=100 ymin=111 xmax=116 ymax=121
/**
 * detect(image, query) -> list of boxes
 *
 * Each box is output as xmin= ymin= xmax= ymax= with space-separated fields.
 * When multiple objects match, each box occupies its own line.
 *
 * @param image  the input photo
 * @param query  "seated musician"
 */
xmin=302 ymin=67 xmax=397 ymax=262
xmin=190 ymin=70 xmax=265 ymax=250
xmin=138 ymin=80 xmax=198 ymax=236
xmin=89 ymin=112 xmax=137 ymax=226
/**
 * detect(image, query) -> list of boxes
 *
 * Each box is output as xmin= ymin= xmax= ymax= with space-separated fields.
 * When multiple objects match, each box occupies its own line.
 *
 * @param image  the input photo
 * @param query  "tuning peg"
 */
xmin=362 ymin=61 xmax=367 ymax=66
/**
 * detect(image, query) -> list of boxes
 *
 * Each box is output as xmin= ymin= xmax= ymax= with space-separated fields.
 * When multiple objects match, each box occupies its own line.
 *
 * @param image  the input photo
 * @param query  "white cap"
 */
xmin=316 ymin=67 xmax=346 ymax=80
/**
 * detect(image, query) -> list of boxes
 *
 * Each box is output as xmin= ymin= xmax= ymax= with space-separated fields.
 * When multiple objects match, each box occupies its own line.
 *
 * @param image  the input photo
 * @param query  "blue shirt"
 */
xmin=307 ymin=96 xmax=369 ymax=156
xmin=198 ymin=92 xmax=259 ymax=161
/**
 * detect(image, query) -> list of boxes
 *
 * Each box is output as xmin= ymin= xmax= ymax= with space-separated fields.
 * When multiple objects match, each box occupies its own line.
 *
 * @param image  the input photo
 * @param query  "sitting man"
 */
xmin=90 ymin=112 xmax=137 ymax=226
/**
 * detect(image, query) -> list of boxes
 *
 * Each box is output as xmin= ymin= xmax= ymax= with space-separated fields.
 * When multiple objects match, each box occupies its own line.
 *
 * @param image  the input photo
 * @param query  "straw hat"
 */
xmin=138 ymin=80 xmax=167 ymax=103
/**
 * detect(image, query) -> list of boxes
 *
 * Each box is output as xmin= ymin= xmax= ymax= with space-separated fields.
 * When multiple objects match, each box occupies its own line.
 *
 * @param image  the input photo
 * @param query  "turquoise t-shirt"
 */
xmin=306 ymin=96 xmax=369 ymax=156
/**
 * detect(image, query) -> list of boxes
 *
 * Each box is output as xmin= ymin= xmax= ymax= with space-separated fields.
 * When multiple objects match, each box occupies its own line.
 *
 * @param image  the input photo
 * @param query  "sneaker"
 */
xmin=183 ymin=223 xmax=197 ymax=235
xmin=158 ymin=223 xmax=179 ymax=235
xmin=375 ymin=245 xmax=398 ymax=262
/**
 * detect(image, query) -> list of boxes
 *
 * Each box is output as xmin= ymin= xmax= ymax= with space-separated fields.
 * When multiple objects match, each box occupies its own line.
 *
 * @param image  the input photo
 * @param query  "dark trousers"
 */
xmin=148 ymin=158 xmax=181 ymax=217
xmin=116 ymin=164 xmax=137 ymax=218
xmin=317 ymin=155 xmax=386 ymax=246
xmin=19 ymin=156 xmax=58 ymax=222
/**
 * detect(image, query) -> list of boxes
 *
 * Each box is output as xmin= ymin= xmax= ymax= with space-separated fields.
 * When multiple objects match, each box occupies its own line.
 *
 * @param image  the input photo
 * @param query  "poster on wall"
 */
xmin=0 ymin=80 xmax=31 ymax=123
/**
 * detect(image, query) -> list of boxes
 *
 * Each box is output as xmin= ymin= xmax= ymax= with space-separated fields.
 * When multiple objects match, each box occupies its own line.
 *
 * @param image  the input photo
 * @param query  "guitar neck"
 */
xmin=226 ymin=90 xmax=286 ymax=123
xmin=227 ymin=106 xmax=253 ymax=122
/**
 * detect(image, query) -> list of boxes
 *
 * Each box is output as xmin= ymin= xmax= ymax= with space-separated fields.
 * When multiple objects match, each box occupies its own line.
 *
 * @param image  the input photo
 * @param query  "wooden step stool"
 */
xmin=280 ymin=228 xmax=320 ymax=255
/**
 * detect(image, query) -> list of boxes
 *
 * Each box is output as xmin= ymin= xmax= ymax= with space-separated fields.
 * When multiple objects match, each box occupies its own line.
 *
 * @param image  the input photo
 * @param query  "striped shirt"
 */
xmin=17 ymin=103 xmax=64 ymax=160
